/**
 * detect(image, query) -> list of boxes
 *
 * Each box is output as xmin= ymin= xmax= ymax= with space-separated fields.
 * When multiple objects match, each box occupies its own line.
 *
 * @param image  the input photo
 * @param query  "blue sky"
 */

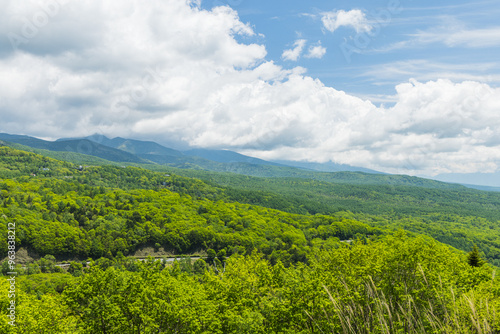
xmin=0 ymin=0 xmax=499 ymax=184
xmin=202 ymin=0 xmax=500 ymax=103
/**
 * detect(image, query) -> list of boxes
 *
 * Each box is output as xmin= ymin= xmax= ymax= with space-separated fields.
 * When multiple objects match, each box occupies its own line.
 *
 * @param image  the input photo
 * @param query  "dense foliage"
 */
xmin=1 ymin=233 xmax=499 ymax=333
xmin=1 ymin=146 xmax=500 ymax=333
xmin=0 ymin=146 xmax=381 ymax=266
xmin=151 ymin=168 xmax=500 ymax=266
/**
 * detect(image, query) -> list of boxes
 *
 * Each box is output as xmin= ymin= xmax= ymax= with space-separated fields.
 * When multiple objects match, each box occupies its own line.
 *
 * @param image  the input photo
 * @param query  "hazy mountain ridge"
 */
xmin=59 ymin=134 xmax=184 ymax=157
xmin=183 ymin=149 xmax=287 ymax=166
xmin=432 ymin=171 xmax=500 ymax=189
xmin=272 ymin=159 xmax=385 ymax=174
xmin=0 ymin=133 xmax=145 ymax=163
xmin=2 ymin=132 xmax=497 ymax=192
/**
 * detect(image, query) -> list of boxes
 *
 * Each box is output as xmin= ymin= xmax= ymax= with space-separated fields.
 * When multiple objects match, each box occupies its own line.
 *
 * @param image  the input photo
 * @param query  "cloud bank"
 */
xmin=0 ymin=0 xmax=499 ymax=176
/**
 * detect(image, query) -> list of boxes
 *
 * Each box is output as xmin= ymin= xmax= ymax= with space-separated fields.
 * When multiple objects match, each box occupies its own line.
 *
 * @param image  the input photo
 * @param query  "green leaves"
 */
xmin=2 ymin=232 xmax=499 ymax=333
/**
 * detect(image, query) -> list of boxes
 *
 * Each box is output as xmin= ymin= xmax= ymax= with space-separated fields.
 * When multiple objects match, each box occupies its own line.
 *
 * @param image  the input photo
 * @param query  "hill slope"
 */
xmin=2 ymin=145 xmax=500 ymax=266
xmin=183 ymin=149 xmax=286 ymax=166
xmin=0 ymin=133 xmax=145 ymax=163
xmin=59 ymin=134 xmax=184 ymax=157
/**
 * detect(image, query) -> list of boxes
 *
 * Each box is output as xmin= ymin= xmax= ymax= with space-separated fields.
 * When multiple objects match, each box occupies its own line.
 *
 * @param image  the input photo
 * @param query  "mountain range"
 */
xmin=0 ymin=132 xmax=498 ymax=191
xmin=0 ymin=133 xmax=143 ymax=163
xmin=0 ymin=132 xmax=381 ymax=172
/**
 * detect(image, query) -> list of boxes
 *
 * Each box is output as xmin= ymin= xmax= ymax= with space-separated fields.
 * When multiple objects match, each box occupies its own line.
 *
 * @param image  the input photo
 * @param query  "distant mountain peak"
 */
xmin=0 ymin=133 xmax=145 ymax=163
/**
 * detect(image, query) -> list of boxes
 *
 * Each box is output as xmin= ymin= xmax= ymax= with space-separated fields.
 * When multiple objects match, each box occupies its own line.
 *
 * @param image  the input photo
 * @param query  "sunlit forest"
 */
xmin=1 ymin=145 xmax=500 ymax=333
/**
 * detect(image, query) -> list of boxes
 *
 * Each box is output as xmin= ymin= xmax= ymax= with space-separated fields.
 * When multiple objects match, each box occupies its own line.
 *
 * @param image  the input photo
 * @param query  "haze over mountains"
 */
xmin=0 ymin=132 xmax=380 ymax=172
xmin=0 ymin=132 xmax=498 ymax=192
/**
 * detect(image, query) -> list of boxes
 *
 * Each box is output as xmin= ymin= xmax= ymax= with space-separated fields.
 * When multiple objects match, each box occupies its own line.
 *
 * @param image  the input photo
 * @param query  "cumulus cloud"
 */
xmin=0 ymin=0 xmax=266 ymax=135
xmin=134 ymin=75 xmax=500 ymax=176
xmin=0 ymin=0 xmax=499 ymax=176
xmin=281 ymin=39 xmax=306 ymax=61
xmin=321 ymin=9 xmax=372 ymax=33
xmin=305 ymin=42 xmax=326 ymax=59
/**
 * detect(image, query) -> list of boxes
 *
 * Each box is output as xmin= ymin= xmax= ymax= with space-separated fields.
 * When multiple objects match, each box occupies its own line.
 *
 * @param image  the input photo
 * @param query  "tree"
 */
xmin=179 ymin=257 xmax=193 ymax=274
xmin=193 ymin=258 xmax=207 ymax=275
xmin=170 ymin=260 xmax=181 ymax=277
xmin=68 ymin=261 xmax=83 ymax=276
xmin=207 ymin=249 xmax=216 ymax=263
xmin=26 ymin=262 xmax=41 ymax=275
xmin=217 ymin=249 xmax=226 ymax=262
xmin=39 ymin=255 xmax=56 ymax=273
xmin=197 ymin=205 xmax=208 ymax=214
xmin=467 ymin=244 xmax=485 ymax=267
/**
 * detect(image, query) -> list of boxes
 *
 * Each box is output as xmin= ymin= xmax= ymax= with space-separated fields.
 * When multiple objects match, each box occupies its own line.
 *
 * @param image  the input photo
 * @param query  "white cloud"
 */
xmin=281 ymin=39 xmax=306 ymax=61
xmin=305 ymin=43 xmax=326 ymax=59
xmin=282 ymin=40 xmax=326 ymax=61
xmin=0 ymin=1 xmax=499 ymax=176
xmin=135 ymin=75 xmax=500 ymax=176
xmin=0 ymin=0 xmax=266 ymax=136
xmin=321 ymin=9 xmax=372 ymax=33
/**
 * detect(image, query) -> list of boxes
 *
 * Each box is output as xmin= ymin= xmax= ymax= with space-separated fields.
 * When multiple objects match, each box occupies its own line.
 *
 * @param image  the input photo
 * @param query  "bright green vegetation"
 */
xmin=2 ymin=146 xmax=500 ymax=265
xmin=162 ymin=168 xmax=498 ymax=218
xmin=13 ymin=143 xmax=499 ymax=265
xmin=2 ymin=234 xmax=499 ymax=333
xmin=144 ymin=167 xmax=500 ymax=266
xmin=0 ymin=135 xmax=145 ymax=163
xmin=1 ymin=146 xmax=500 ymax=333
xmin=0 ymin=147 xmax=381 ymax=265
xmin=3 ymin=141 xmax=122 ymax=167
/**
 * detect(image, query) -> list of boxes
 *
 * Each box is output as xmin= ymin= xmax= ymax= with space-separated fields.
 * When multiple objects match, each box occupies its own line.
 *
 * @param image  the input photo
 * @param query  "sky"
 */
xmin=0 ymin=0 xmax=499 ymax=184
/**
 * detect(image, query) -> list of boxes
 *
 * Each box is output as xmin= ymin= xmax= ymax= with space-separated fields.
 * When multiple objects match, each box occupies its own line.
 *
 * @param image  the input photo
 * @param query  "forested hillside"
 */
xmin=0 ymin=146 xmax=382 ymax=265
xmin=0 ymin=134 xmax=145 ymax=163
xmin=2 ymin=145 xmax=500 ymax=265
xmin=0 ymin=133 xmax=485 ymax=190
xmin=1 ymin=146 xmax=500 ymax=333
xmin=1 ymin=233 xmax=498 ymax=333
xmin=151 ymin=167 xmax=500 ymax=266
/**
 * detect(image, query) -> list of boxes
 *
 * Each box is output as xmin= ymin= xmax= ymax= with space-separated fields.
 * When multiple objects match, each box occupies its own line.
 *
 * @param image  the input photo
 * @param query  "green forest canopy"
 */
xmin=1 ymin=145 xmax=500 ymax=332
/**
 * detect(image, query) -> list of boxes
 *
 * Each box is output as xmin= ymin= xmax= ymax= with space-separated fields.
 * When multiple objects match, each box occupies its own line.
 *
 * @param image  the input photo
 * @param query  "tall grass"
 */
xmin=319 ymin=274 xmax=498 ymax=334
